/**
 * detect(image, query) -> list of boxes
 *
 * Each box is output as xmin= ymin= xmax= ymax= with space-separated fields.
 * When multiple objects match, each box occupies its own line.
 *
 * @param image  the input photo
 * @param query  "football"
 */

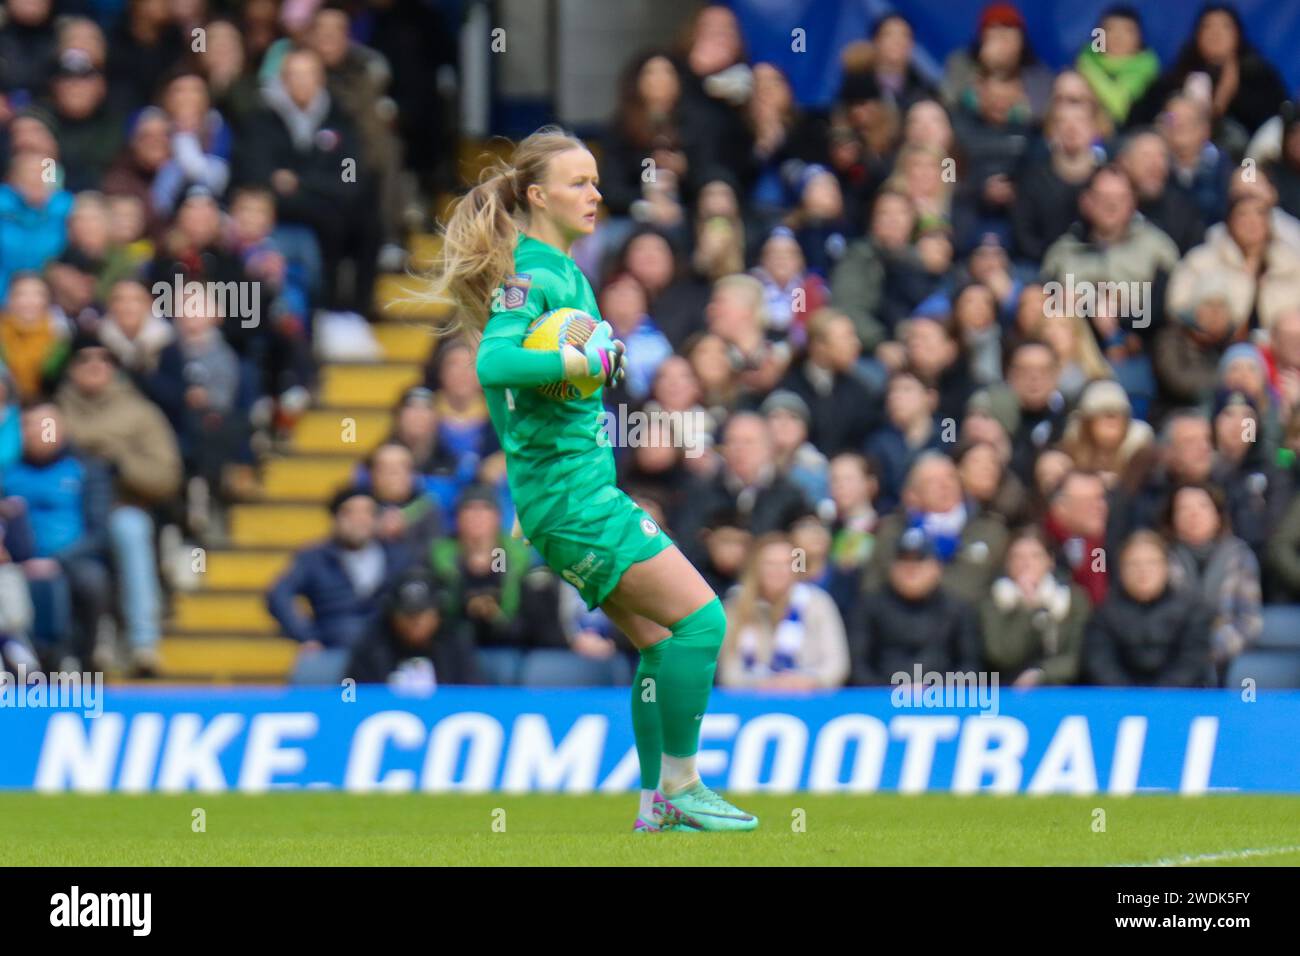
xmin=522 ymin=307 xmax=604 ymax=400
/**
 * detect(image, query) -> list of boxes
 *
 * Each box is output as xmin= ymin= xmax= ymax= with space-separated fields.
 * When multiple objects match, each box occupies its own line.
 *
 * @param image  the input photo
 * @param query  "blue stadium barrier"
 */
xmin=2 ymin=686 xmax=1297 ymax=793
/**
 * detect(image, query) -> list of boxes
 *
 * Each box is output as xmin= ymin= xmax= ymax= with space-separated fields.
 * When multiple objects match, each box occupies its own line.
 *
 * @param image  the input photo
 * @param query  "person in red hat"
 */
xmin=940 ymin=2 xmax=1053 ymax=122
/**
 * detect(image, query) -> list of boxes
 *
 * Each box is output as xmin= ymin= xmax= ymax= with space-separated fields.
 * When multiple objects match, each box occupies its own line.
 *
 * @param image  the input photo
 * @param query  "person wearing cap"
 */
xmin=48 ymin=47 xmax=124 ymax=193
xmin=761 ymin=388 xmax=828 ymax=509
xmin=346 ymin=569 xmax=479 ymax=687
xmin=866 ymin=450 xmax=1008 ymax=606
xmin=786 ymin=166 xmax=852 ymax=280
xmin=55 ymin=333 xmax=183 ymax=673
xmin=1215 ymin=342 xmax=1281 ymax=464
xmin=848 ymin=524 xmax=981 ymax=685
xmin=778 ymin=307 xmax=879 ymax=456
xmin=1059 ymin=379 xmax=1154 ymax=488
xmin=267 ymin=486 xmax=413 ymax=682
xmin=941 ymin=2 xmax=1053 ymax=120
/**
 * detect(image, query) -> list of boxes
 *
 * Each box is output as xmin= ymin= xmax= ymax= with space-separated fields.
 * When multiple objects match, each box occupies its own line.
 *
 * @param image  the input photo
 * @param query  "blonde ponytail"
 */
xmin=421 ymin=126 xmax=589 ymax=337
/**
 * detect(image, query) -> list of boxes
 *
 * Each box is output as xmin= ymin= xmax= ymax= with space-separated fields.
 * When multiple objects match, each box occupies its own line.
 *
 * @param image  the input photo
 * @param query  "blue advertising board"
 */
xmin=1 ymin=686 xmax=1298 ymax=794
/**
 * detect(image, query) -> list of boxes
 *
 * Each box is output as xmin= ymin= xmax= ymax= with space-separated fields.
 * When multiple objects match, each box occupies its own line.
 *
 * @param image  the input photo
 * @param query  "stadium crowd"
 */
xmin=4 ymin=0 xmax=1300 ymax=691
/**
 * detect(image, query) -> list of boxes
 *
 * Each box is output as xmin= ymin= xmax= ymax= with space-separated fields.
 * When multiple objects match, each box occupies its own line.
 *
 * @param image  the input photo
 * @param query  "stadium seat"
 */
xmin=1224 ymin=650 xmax=1300 ymax=689
xmin=517 ymin=649 xmax=633 ymax=687
xmin=1258 ymin=606 xmax=1300 ymax=649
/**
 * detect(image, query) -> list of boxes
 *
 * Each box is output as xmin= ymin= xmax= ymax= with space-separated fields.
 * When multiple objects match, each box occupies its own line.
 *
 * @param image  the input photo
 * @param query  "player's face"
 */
xmin=535 ymin=148 xmax=601 ymax=240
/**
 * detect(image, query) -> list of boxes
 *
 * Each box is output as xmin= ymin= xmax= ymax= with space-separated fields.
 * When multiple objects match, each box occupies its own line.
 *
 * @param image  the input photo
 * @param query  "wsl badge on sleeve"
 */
xmin=501 ymin=274 xmax=532 ymax=310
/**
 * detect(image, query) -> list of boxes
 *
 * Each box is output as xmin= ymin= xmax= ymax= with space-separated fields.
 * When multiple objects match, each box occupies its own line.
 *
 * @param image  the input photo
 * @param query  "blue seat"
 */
xmin=1224 ymin=650 xmax=1300 ymax=689
xmin=518 ymin=649 xmax=631 ymax=687
xmin=1258 ymin=606 xmax=1300 ymax=650
xmin=475 ymin=647 xmax=524 ymax=686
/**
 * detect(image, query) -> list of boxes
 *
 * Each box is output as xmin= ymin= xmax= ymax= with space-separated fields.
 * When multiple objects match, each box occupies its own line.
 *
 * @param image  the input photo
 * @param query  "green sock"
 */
xmin=657 ymin=597 xmax=727 ymax=758
xmin=631 ymin=640 xmax=665 ymax=790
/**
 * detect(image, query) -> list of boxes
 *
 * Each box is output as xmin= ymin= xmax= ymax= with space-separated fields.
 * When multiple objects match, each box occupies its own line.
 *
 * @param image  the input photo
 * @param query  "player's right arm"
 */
xmin=476 ymin=270 xmax=625 ymax=389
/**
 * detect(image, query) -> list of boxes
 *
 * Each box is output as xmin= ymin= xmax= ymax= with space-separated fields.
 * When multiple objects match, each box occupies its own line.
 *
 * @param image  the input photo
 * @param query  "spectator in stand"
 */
xmin=901 ymin=315 xmax=978 ymax=426
xmin=150 ymin=70 xmax=232 ymax=220
xmin=675 ymin=5 xmax=755 ymax=196
xmin=196 ymin=18 xmax=263 ymax=137
xmin=1074 ymin=5 xmax=1160 ymax=126
xmin=363 ymin=441 xmax=442 ymax=557
xmin=1210 ymin=388 xmax=1273 ymax=557
xmin=998 ymin=338 xmax=1069 ymax=483
xmin=0 ymin=273 xmax=69 ymax=402
xmin=1083 ymin=530 xmax=1213 ymax=686
xmin=268 ymin=487 xmax=411 ymax=683
xmin=718 ymin=532 xmax=850 ymax=689
xmin=951 ymin=66 xmax=1035 ymax=249
xmin=676 ymin=411 xmax=810 ymax=552
xmin=1 ymin=403 xmax=112 ymax=670
xmin=598 ymin=51 xmax=710 ymax=237
xmin=980 ymin=526 xmax=1089 ymax=685
xmin=599 ymin=272 xmax=672 ymax=403
xmin=429 ymin=485 xmax=563 ymax=685
xmin=845 ymin=13 xmax=936 ymax=113
xmin=1157 ymin=94 xmax=1233 ymax=226
xmin=308 ymin=3 xmax=410 ymax=266
xmin=761 ymin=390 xmax=828 ymax=510
xmin=238 ymin=48 xmax=380 ymax=319
xmin=866 ymin=450 xmax=1008 ymax=606
xmin=751 ymin=227 xmax=827 ymax=347
xmin=106 ymin=0 xmax=186 ymax=116
xmin=102 ymin=108 xmax=173 ymax=243
xmin=46 ymin=48 xmax=124 ymax=194
xmin=949 ymin=282 xmax=1004 ymax=386
xmin=55 ymin=335 xmax=182 ymax=673
xmin=748 ymin=62 xmax=831 ymax=227
xmin=831 ymin=188 xmax=924 ymax=350
xmin=1131 ymin=3 xmax=1287 ymax=151
xmin=97 ymin=278 xmax=174 ymax=383
xmin=347 ymin=569 xmax=479 ymax=688
xmin=956 ymin=437 xmax=1028 ymax=527
xmin=778 ymin=307 xmax=878 ymax=456
xmin=1029 ymin=308 xmax=1112 ymax=406
xmin=0 ymin=0 xmax=58 ymax=99
xmin=1011 ymin=99 xmax=1102 ymax=263
xmin=784 ymin=165 xmax=851 ymax=279
xmin=1154 ymin=278 xmax=1237 ymax=413
xmin=850 ymin=526 xmax=982 ymax=684
xmin=941 ymin=2 xmax=1053 ymax=119
xmin=865 ymin=367 xmax=943 ymax=513
xmin=1059 ymin=379 xmax=1154 ymax=488
xmin=46 ymin=191 xmax=140 ymax=321
xmin=428 ymin=339 xmax=497 ymax=471
xmin=0 ymin=151 xmax=74 ymax=300
xmin=705 ymin=274 xmax=790 ymax=398
xmin=826 ymin=452 xmax=880 ymax=615
xmin=1044 ymin=469 xmax=1113 ymax=605
xmin=1165 ymin=482 xmax=1261 ymax=680
xmin=1118 ymin=131 xmax=1205 ymax=255
xmin=145 ymin=293 xmax=243 ymax=530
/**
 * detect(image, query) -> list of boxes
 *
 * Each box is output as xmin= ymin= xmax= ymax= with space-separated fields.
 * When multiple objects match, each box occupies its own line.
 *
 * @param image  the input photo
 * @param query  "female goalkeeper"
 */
xmin=430 ymin=127 xmax=756 ymax=833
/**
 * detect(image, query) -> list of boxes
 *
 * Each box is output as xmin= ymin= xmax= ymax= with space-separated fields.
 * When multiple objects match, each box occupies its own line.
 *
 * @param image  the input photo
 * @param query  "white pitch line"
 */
xmin=1114 ymin=845 xmax=1300 ymax=867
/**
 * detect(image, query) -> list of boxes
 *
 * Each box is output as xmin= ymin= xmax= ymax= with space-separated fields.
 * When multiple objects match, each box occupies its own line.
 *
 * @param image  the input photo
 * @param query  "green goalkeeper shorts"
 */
xmin=521 ymin=484 xmax=674 ymax=610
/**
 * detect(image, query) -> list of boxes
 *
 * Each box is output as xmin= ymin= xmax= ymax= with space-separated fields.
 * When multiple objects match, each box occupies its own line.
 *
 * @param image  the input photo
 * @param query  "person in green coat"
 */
xmin=979 ymin=526 xmax=1091 ymax=686
xmin=1075 ymin=6 xmax=1160 ymax=126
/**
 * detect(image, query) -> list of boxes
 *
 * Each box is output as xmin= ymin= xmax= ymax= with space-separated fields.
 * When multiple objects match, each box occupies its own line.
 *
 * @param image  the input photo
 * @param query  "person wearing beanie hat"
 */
xmin=1061 ymin=379 xmax=1154 ymax=485
xmin=941 ymin=2 xmax=1053 ymax=121
xmin=762 ymin=388 xmax=830 ymax=508
xmin=1153 ymin=272 xmax=1238 ymax=413
xmin=346 ymin=568 xmax=480 ymax=687
xmin=268 ymin=483 xmax=412 ymax=683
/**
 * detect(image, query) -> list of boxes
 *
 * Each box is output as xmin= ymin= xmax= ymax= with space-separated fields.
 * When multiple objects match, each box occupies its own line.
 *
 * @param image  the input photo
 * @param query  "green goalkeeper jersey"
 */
xmin=476 ymin=234 xmax=614 ymax=533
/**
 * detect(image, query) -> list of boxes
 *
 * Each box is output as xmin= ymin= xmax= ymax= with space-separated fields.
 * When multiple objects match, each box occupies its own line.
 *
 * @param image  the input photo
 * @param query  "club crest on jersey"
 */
xmin=502 ymin=274 xmax=531 ymax=310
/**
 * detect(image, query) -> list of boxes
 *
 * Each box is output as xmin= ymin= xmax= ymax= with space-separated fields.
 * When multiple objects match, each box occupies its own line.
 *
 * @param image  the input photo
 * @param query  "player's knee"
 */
xmin=669 ymin=597 xmax=726 ymax=655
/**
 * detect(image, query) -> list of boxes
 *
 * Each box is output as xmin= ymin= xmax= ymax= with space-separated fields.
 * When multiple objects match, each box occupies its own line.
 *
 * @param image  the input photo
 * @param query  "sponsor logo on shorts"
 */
xmin=641 ymin=517 xmax=659 ymax=537
xmin=561 ymin=569 xmax=585 ymax=589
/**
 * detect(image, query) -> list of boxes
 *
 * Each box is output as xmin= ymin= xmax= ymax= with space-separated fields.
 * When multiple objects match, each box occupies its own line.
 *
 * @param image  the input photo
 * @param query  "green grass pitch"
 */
xmin=3 ymin=793 xmax=1298 ymax=866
